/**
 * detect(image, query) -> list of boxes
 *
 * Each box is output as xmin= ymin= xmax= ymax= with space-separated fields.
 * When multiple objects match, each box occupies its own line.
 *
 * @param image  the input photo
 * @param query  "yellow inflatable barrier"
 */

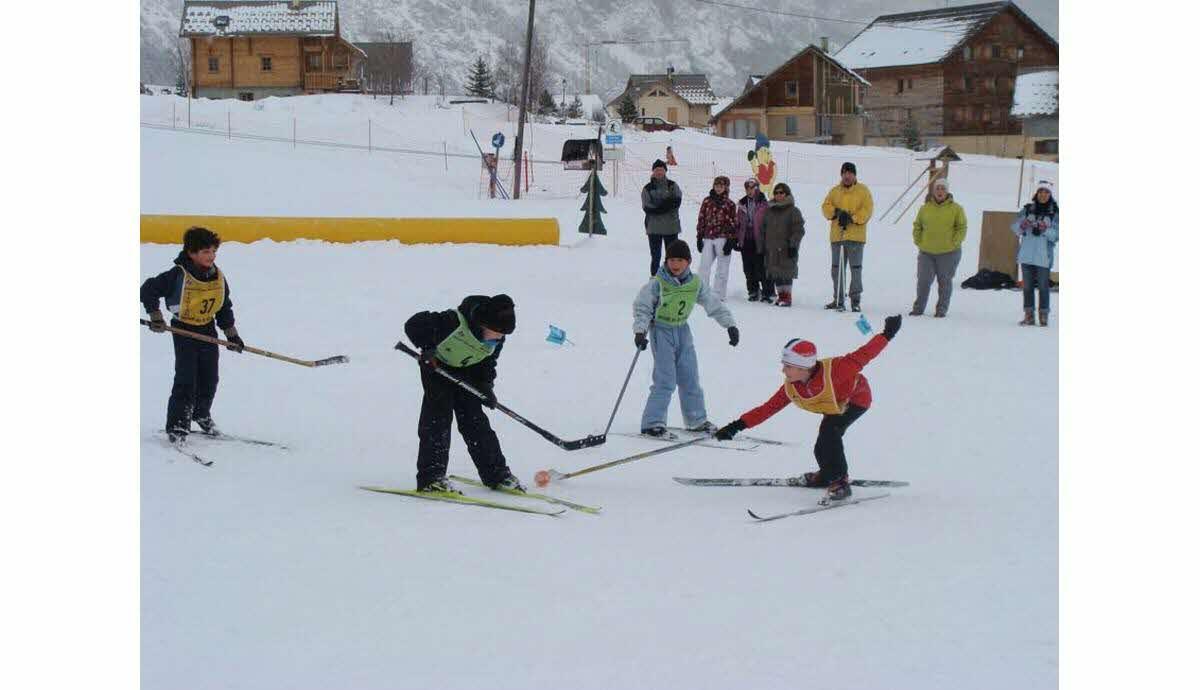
xmin=140 ymin=215 xmax=559 ymax=246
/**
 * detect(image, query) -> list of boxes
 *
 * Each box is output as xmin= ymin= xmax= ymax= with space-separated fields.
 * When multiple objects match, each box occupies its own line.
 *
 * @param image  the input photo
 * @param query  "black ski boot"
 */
xmin=417 ymin=477 xmax=462 ymax=495
xmin=489 ymin=471 xmax=526 ymax=493
xmin=641 ymin=426 xmax=677 ymax=440
xmin=194 ymin=417 xmax=220 ymax=436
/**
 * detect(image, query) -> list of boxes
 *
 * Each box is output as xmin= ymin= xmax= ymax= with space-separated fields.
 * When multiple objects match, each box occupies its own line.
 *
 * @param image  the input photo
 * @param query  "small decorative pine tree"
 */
xmin=578 ymin=169 xmax=608 ymax=235
xmin=618 ymin=94 xmax=638 ymax=122
xmin=567 ymin=95 xmax=583 ymax=118
xmin=465 ymin=56 xmax=494 ymax=99
xmin=538 ymin=89 xmax=557 ymax=115
xmin=902 ymin=114 xmax=922 ymax=151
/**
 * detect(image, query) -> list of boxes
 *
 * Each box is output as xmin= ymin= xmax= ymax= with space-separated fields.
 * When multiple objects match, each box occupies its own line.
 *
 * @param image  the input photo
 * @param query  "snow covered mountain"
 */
xmin=141 ymin=1 xmax=1058 ymax=99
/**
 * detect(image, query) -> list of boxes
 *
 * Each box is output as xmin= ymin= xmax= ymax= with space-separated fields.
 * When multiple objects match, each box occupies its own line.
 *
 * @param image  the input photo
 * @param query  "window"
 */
xmin=260 ymin=56 xmax=272 ymax=71
xmin=897 ymin=79 xmax=904 ymax=94
xmin=963 ymin=76 xmax=973 ymax=93
xmin=208 ymin=57 xmax=219 ymax=72
xmin=785 ymin=81 xmax=798 ymax=99
xmin=991 ymin=44 xmax=1003 ymax=59
xmin=306 ymin=53 xmax=322 ymax=71
xmin=987 ymin=76 xmax=997 ymax=92
xmin=963 ymin=46 xmax=972 ymax=60
xmin=785 ymin=115 xmax=797 ymax=135
xmin=982 ymin=108 xmax=992 ymax=123
xmin=333 ymin=53 xmax=347 ymax=69
xmin=238 ymin=92 xmax=254 ymax=101
xmin=1017 ymin=45 xmax=1025 ymax=60
xmin=908 ymin=79 xmax=914 ymax=90
xmin=1034 ymin=139 xmax=1058 ymax=154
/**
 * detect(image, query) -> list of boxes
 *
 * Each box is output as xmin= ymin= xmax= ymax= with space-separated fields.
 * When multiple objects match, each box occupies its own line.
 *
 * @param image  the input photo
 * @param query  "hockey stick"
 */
xmin=602 ymin=346 xmax=642 ymax=437
xmin=141 ymin=319 xmax=349 ymax=367
xmin=395 ymin=340 xmax=605 ymax=451
xmin=539 ymin=435 xmax=712 ymax=484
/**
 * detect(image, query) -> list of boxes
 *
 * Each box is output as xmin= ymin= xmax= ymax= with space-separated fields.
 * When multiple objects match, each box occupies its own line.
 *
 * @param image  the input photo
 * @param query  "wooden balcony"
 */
xmin=304 ymin=73 xmax=341 ymax=91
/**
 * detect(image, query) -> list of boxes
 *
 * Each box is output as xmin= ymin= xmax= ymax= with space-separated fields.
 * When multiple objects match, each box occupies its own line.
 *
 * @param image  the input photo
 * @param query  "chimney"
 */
xmin=820 ymin=36 xmax=829 ymax=52
xmin=667 ymin=64 xmax=675 ymax=80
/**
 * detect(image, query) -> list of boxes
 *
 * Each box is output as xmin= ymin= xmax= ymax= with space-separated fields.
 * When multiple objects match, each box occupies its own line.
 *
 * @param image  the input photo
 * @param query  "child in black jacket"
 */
xmin=403 ymin=294 xmax=521 ymax=493
xmin=140 ymin=227 xmax=246 ymax=443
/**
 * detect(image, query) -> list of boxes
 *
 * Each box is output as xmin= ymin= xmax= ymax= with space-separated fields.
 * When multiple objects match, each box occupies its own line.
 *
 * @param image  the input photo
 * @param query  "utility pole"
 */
xmin=584 ymin=38 xmax=688 ymax=94
xmin=512 ymin=0 xmax=536 ymax=200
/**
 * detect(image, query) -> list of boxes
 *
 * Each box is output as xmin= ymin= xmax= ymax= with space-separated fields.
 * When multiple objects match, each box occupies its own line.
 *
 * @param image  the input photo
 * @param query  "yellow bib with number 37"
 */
xmin=177 ymin=268 xmax=225 ymax=326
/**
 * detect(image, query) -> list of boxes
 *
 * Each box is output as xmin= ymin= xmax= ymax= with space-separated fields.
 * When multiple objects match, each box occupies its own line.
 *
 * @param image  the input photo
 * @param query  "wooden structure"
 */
xmin=605 ymin=68 xmax=719 ymax=128
xmin=180 ymin=1 xmax=364 ymax=101
xmin=836 ymin=2 xmax=1058 ymax=147
xmin=710 ymin=45 xmax=869 ymax=144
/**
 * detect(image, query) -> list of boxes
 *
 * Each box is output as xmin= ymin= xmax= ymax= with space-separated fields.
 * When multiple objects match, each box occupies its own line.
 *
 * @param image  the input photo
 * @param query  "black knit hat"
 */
xmin=665 ymin=239 xmax=691 ymax=263
xmin=652 ymin=159 xmax=668 ymax=171
xmin=841 ymin=161 xmax=857 ymax=175
xmin=478 ymin=294 xmax=516 ymax=334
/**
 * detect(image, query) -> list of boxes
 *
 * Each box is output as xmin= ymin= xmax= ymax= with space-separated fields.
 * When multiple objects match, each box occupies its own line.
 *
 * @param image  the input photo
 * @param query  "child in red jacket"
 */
xmin=715 ymin=315 xmax=902 ymax=501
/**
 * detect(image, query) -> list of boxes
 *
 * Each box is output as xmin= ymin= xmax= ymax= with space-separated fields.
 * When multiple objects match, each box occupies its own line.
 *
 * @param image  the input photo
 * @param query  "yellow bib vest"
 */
xmin=784 ymin=358 xmax=856 ymax=415
xmin=176 ymin=267 xmax=225 ymax=326
xmin=654 ymin=275 xmax=700 ymax=326
xmin=435 ymin=310 xmax=497 ymax=368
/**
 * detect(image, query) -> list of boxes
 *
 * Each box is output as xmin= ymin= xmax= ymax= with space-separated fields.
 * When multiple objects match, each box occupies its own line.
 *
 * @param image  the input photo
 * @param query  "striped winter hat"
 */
xmin=781 ymin=338 xmax=818 ymax=368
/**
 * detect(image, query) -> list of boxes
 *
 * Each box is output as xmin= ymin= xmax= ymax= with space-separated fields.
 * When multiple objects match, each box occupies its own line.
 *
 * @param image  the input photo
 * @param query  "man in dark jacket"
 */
xmin=403 ymin=294 xmax=522 ymax=494
xmin=141 ymin=226 xmax=245 ymax=443
xmin=642 ymin=159 xmax=684 ymax=276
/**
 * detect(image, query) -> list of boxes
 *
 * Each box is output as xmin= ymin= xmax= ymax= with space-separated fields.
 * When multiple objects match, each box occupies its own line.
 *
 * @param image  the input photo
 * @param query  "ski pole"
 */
xmin=395 ymin=340 xmax=606 ymax=451
xmin=141 ymin=319 xmax=349 ymax=367
xmin=602 ymin=345 xmax=642 ymax=437
xmin=537 ymin=435 xmax=712 ymax=485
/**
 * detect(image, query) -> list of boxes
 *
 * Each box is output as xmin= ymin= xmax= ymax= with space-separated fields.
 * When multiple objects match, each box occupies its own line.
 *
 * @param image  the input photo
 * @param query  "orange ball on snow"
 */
xmin=534 ymin=470 xmax=550 ymax=487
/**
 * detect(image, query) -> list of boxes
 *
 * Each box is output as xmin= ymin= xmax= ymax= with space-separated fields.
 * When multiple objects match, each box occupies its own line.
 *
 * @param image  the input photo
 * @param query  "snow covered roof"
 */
xmin=617 ymin=73 xmax=719 ymax=106
xmin=1011 ymin=70 xmax=1058 ymax=118
xmin=837 ymin=2 xmax=1023 ymax=70
xmin=180 ymin=1 xmax=338 ymax=37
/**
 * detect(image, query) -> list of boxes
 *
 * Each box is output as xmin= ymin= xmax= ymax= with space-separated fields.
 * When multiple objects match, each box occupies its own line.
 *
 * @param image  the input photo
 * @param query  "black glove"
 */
xmin=224 ymin=331 xmax=245 ymax=353
xmin=148 ymin=311 xmax=166 ymax=333
xmin=837 ymin=210 xmax=853 ymax=229
xmin=1031 ymin=226 xmax=1043 ymax=236
xmin=715 ymin=419 xmax=746 ymax=441
xmin=419 ymin=348 xmax=439 ymax=368
xmin=882 ymin=314 xmax=902 ymax=341
xmin=787 ymin=247 xmax=798 ymax=260
xmin=696 ymin=237 xmax=704 ymax=252
xmin=722 ymin=239 xmax=735 ymax=256
xmin=479 ymin=384 xmax=497 ymax=410
xmin=728 ymin=326 xmax=739 ymax=347
xmin=634 ymin=332 xmax=648 ymax=350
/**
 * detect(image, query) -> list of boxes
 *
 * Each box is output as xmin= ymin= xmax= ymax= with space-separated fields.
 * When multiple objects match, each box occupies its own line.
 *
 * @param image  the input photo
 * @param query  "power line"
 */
xmin=685 ymin=0 xmax=966 ymax=34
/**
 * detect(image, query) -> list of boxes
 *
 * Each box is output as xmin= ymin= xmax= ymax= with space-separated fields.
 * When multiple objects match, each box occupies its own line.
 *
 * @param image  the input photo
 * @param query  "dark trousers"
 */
xmin=1022 ymin=263 xmax=1051 ymax=312
xmin=416 ymin=367 xmax=510 ymax=488
xmin=813 ymin=404 xmax=868 ymax=480
xmin=740 ymin=245 xmax=774 ymax=297
xmin=648 ymin=233 xmax=679 ymax=277
xmin=167 ymin=328 xmax=219 ymax=434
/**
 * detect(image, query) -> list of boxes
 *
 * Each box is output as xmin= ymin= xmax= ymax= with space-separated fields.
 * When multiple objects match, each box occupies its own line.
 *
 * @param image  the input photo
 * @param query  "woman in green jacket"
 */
xmin=910 ymin=178 xmax=967 ymax=317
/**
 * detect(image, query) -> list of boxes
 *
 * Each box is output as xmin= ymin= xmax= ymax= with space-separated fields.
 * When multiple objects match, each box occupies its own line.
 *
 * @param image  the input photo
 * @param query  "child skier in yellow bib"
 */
xmin=633 ymin=239 xmax=739 ymax=439
xmin=140 ymin=227 xmax=245 ymax=444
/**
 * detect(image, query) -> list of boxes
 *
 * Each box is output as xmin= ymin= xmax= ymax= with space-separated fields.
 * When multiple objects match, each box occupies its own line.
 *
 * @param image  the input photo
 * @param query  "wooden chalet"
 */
xmin=606 ymin=68 xmax=719 ymax=128
xmin=836 ymin=1 xmax=1058 ymax=153
xmin=711 ymin=45 xmax=869 ymax=144
xmin=180 ymin=0 xmax=365 ymax=101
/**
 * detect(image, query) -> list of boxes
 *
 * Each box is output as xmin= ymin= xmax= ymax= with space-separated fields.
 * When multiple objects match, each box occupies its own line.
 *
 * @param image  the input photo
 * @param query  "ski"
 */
xmin=663 ymin=426 xmax=788 ymax=446
xmin=449 ymin=475 xmax=601 ymax=514
xmin=156 ymin=429 xmax=289 ymax=450
xmin=748 ymin=493 xmax=890 ymax=522
xmin=674 ymin=477 xmax=909 ymax=488
xmin=359 ymin=486 xmax=565 ymax=517
xmin=167 ymin=441 xmax=213 ymax=467
xmin=612 ymin=432 xmax=759 ymax=452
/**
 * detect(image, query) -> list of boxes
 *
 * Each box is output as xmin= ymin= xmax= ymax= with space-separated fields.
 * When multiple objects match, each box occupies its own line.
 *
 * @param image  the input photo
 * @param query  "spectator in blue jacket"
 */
xmin=1010 ymin=180 xmax=1059 ymax=326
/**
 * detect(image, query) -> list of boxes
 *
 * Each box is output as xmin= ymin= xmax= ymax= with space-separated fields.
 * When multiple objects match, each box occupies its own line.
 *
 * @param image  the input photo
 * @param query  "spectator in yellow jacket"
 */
xmin=820 ymin=162 xmax=874 ymax=311
xmin=910 ymin=178 xmax=968 ymax=317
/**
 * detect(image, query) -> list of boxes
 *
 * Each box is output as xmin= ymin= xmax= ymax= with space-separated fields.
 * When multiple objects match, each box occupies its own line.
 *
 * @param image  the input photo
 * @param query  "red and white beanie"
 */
xmin=781 ymin=338 xmax=817 ymax=368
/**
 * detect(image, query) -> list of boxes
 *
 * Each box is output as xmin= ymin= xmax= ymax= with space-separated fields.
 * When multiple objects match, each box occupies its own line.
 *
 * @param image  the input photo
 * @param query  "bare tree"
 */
xmin=364 ymin=31 xmax=413 ymax=105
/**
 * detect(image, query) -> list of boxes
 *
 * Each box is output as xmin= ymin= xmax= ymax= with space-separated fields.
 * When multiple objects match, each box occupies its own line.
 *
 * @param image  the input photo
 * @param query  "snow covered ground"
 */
xmin=141 ymin=94 xmax=1057 ymax=689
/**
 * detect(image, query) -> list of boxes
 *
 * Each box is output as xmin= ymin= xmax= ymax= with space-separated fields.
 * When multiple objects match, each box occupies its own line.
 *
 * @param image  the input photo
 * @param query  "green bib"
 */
xmin=654 ymin=275 xmax=700 ymax=326
xmin=435 ymin=311 xmax=496 ymax=368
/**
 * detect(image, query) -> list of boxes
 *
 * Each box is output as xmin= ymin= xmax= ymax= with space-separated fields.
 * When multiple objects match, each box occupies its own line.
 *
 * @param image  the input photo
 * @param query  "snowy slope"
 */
xmin=140 ymin=93 xmax=1058 ymax=689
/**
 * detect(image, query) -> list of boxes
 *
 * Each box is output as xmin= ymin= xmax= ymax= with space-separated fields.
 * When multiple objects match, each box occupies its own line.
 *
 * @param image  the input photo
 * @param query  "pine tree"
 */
xmin=902 ymin=114 xmax=922 ymax=151
xmin=618 ymin=94 xmax=638 ymax=122
xmin=465 ymin=56 xmax=494 ymax=99
xmin=567 ymin=95 xmax=583 ymax=118
xmin=578 ymin=169 xmax=608 ymax=236
xmin=538 ymin=89 xmax=557 ymax=115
